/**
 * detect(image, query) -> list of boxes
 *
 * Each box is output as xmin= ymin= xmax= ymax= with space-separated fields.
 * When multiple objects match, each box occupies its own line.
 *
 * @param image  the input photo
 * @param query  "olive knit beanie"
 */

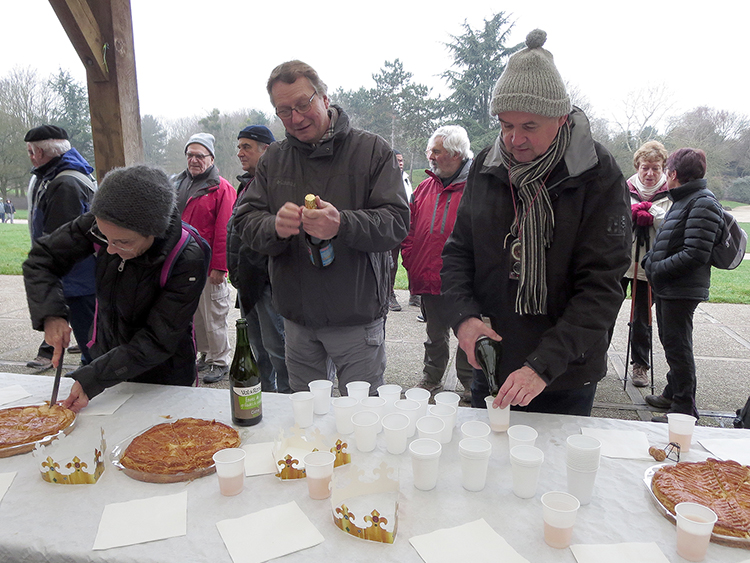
xmin=490 ymin=29 xmax=571 ymax=118
xmin=91 ymin=165 xmax=176 ymax=237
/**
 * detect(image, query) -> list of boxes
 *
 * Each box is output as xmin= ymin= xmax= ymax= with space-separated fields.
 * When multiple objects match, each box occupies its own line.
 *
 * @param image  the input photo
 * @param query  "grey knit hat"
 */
xmin=91 ymin=165 xmax=176 ymax=237
xmin=490 ymin=29 xmax=571 ymax=118
xmin=184 ymin=132 xmax=215 ymax=157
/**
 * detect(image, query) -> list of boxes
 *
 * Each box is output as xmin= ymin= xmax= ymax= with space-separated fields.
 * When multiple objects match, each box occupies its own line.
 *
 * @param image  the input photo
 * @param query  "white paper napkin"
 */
xmin=217 ymin=501 xmax=324 ymax=563
xmin=570 ymin=542 xmax=669 ymax=563
xmin=93 ymin=491 xmax=187 ymax=550
xmin=0 ymin=472 xmax=16 ymax=504
xmin=242 ymin=442 xmax=277 ymax=476
xmin=409 ymin=519 xmax=529 ymax=563
xmin=0 ymin=385 xmax=31 ymax=406
xmin=698 ymin=438 xmax=750 ymax=465
xmin=79 ymin=391 xmax=132 ymax=416
xmin=581 ymin=428 xmax=652 ymax=459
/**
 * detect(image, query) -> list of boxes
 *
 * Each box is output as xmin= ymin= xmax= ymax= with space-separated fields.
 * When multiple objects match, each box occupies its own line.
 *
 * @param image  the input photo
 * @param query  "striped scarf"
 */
xmin=500 ymin=120 xmax=571 ymax=315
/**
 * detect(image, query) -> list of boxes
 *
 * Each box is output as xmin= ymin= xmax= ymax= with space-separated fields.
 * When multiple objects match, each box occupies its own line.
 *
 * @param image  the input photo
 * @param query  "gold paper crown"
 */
xmin=38 ymin=428 xmax=107 ymax=484
xmin=273 ymin=426 xmax=351 ymax=479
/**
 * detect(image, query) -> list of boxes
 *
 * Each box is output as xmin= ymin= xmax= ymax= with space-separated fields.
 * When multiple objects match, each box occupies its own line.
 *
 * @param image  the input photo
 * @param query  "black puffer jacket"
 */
xmin=23 ymin=212 xmax=209 ymax=399
xmin=643 ymin=179 xmax=722 ymax=301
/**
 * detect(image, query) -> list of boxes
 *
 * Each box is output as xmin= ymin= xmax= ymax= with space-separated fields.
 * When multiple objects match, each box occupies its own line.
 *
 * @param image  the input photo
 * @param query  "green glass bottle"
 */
xmin=230 ymin=319 xmax=262 ymax=426
xmin=475 ymin=336 xmax=503 ymax=396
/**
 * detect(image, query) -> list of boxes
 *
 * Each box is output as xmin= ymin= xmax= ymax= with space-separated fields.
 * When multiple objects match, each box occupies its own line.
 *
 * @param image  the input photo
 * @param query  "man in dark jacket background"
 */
xmin=24 ymin=125 xmax=96 ymax=369
xmin=402 ymin=125 xmax=474 ymax=400
xmin=234 ymin=60 xmax=409 ymax=395
xmin=441 ymin=30 xmax=631 ymax=416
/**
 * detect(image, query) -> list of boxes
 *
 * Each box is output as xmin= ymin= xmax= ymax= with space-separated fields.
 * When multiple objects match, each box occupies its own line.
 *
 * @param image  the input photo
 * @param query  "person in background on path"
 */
xmin=388 ymin=150 xmax=413 ymax=312
xmin=173 ymin=133 xmax=236 ymax=383
xmin=24 ymin=125 xmax=96 ymax=370
xmin=234 ymin=60 xmax=409 ymax=395
xmin=620 ymin=141 xmax=672 ymax=387
xmin=23 ymin=165 xmax=208 ymax=412
xmin=402 ymin=126 xmax=474 ymax=400
xmin=440 ymin=29 xmax=631 ymax=416
xmin=4 ymin=200 xmax=14 ymax=223
xmin=643 ymin=148 xmax=722 ymax=422
xmin=227 ymin=125 xmax=291 ymax=393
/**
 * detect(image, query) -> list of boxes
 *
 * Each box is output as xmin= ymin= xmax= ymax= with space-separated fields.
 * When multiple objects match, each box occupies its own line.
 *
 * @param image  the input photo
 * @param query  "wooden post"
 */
xmin=48 ymin=0 xmax=143 ymax=181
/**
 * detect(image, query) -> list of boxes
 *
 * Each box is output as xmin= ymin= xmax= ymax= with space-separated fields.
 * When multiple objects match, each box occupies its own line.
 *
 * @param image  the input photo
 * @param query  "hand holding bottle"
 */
xmin=302 ymin=195 xmax=340 ymax=240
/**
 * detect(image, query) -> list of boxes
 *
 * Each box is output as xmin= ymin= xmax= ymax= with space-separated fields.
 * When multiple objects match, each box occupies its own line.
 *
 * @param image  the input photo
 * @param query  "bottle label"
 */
xmin=233 ymin=383 xmax=262 ymax=410
xmin=319 ymin=242 xmax=334 ymax=266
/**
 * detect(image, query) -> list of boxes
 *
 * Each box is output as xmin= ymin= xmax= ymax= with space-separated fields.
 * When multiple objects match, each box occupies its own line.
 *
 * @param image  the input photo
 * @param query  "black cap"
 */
xmin=24 ymin=125 xmax=69 ymax=142
xmin=238 ymin=125 xmax=275 ymax=145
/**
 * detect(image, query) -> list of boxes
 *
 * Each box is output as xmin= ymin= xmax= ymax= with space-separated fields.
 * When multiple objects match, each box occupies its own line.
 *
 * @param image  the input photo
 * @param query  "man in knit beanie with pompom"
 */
xmin=441 ymin=29 xmax=631 ymax=416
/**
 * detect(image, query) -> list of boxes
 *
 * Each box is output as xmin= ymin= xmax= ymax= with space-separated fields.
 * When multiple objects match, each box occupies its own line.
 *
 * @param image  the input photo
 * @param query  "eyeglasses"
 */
xmin=425 ymin=148 xmax=443 ymax=158
xmin=89 ymin=221 xmax=137 ymax=252
xmin=186 ymin=152 xmax=212 ymax=161
xmin=275 ymin=92 xmax=317 ymax=119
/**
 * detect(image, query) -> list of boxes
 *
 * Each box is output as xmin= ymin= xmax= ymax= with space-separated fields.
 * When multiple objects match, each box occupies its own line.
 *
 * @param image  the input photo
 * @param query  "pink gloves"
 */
xmin=631 ymin=201 xmax=654 ymax=227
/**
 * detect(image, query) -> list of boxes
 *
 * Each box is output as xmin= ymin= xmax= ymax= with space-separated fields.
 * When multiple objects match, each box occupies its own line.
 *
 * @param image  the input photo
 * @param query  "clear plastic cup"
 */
xmin=541 ymin=491 xmax=580 ymax=549
xmin=308 ymin=379 xmax=333 ymax=415
xmin=459 ymin=438 xmax=492 ymax=491
xmin=416 ymin=416 xmax=445 ymax=441
xmin=434 ymin=392 xmax=460 ymax=432
xmin=394 ymin=399 xmax=421 ymax=438
xmin=290 ymin=391 xmax=315 ymax=428
xmin=360 ymin=396 xmax=386 ymax=427
xmin=303 ymin=451 xmax=335 ymax=500
xmin=509 ymin=445 xmax=544 ymax=499
xmin=377 ymin=384 xmax=402 ymax=414
xmin=352 ymin=410 xmax=380 ymax=452
xmin=461 ymin=420 xmax=491 ymax=440
xmin=346 ymin=380 xmax=371 ymax=400
xmin=675 ymin=502 xmax=717 ymax=562
xmin=428 ymin=403 xmax=457 ymax=444
xmin=508 ymin=424 xmax=538 ymax=451
xmin=566 ymin=464 xmax=598 ymax=505
xmin=332 ymin=396 xmax=358 ymax=434
xmin=405 ymin=387 xmax=431 ymax=418
xmin=409 ymin=438 xmax=442 ymax=491
xmin=382 ymin=412 xmax=410 ymax=455
xmin=668 ymin=413 xmax=697 ymax=453
xmin=484 ymin=396 xmax=510 ymax=432
xmin=213 ymin=448 xmax=246 ymax=496
xmin=566 ymin=434 xmax=601 ymax=471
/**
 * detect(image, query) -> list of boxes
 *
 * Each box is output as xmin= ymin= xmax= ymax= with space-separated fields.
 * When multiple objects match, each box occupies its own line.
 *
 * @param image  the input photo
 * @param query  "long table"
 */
xmin=0 ymin=372 xmax=748 ymax=562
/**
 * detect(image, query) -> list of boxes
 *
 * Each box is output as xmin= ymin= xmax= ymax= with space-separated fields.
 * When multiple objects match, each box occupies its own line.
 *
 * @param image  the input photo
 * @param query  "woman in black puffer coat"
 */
xmin=642 ymin=148 xmax=723 ymax=421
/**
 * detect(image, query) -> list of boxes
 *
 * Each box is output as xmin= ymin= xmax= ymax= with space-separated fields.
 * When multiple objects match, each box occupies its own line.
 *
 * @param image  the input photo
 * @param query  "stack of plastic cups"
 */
xmin=428 ymin=403 xmax=456 ymax=444
xmin=459 ymin=438 xmax=492 ymax=491
xmin=509 ymin=445 xmax=544 ymax=498
xmin=434 ymin=392 xmax=460 ymax=437
xmin=377 ymin=384 xmax=402 ymax=415
xmin=565 ymin=434 xmax=601 ymax=505
xmin=405 ymin=387 xmax=431 ymax=419
xmin=394 ymin=399 xmax=421 ymax=438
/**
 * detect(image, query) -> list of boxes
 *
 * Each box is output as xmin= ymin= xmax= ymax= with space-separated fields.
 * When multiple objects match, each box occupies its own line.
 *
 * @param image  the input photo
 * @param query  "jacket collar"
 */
xmin=669 ymin=178 xmax=708 ymax=201
xmin=284 ymin=105 xmax=351 ymax=159
xmin=425 ymin=158 xmax=472 ymax=188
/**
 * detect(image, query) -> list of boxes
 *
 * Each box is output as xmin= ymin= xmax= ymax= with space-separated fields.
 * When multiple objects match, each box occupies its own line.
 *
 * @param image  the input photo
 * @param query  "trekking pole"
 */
xmin=623 ymin=234 xmax=641 ymax=391
xmin=642 ymin=230 xmax=655 ymax=393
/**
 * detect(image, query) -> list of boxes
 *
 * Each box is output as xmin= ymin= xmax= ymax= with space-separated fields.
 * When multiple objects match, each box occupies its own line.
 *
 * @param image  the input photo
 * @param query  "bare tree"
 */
xmin=610 ymin=83 xmax=674 ymax=152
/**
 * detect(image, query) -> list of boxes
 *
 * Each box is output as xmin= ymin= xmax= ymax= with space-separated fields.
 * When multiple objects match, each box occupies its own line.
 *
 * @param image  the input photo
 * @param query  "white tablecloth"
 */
xmin=0 ymin=372 xmax=748 ymax=563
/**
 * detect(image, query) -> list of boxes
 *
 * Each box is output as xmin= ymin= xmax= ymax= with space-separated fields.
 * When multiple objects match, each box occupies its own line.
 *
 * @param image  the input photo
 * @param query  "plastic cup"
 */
xmin=394 ymin=399 xmax=421 ymax=438
xmin=352 ymin=410 xmax=380 ymax=452
xmin=377 ymin=384 xmax=402 ymax=413
xmin=484 ymin=396 xmax=510 ymax=432
xmin=566 ymin=434 xmax=601 ymax=471
xmin=213 ymin=448 xmax=246 ymax=496
xmin=508 ymin=424 xmax=538 ymax=451
xmin=434 ymin=392 xmax=460 ymax=432
xmin=409 ymin=438 xmax=442 ymax=491
xmin=461 ymin=420 xmax=491 ymax=440
xmin=428 ymin=403 xmax=456 ymax=444
xmin=675 ymin=502 xmax=717 ymax=562
xmin=566 ymin=464 xmax=598 ymax=505
xmin=382 ymin=412 xmax=410 ymax=455
xmin=509 ymin=445 xmax=544 ymax=499
xmin=668 ymin=413 xmax=697 ymax=453
xmin=405 ymin=387 xmax=431 ymax=418
xmin=346 ymin=381 xmax=371 ymax=400
xmin=541 ymin=491 xmax=580 ymax=549
xmin=459 ymin=438 xmax=492 ymax=491
xmin=303 ymin=451 xmax=335 ymax=500
xmin=290 ymin=391 xmax=315 ymax=428
xmin=308 ymin=379 xmax=333 ymax=415
xmin=360 ymin=396 xmax=386 ymax=426
xmin=416 ymin=416 xmax=445 ymax=441
xmin=332 ymin=396 xmax=358 ymax=434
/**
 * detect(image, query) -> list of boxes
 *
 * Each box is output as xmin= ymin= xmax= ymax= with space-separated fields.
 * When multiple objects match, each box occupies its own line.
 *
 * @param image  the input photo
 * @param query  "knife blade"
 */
xmin=49 ymin=348 xmax=65 ymax=406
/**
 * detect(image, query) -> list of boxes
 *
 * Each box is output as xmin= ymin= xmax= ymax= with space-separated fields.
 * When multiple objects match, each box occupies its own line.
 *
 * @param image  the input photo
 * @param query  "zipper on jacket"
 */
xmin=118 ymin=258 xmax=125 ymax=272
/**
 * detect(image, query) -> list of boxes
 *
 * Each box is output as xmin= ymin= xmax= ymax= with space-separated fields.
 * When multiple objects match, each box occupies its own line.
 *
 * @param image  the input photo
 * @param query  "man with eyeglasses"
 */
xmin=234 ymin=60 xmax=409 ymax=396
xmin=173 ymin=132 xmax=237 ymax=383
xmin=24 ymin=125 xmax=97 ymax=370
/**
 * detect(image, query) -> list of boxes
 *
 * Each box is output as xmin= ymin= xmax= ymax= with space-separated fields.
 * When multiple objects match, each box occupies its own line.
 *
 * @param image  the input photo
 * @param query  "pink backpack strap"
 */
xmin=160 ymin=227 xmax=190 ymax=288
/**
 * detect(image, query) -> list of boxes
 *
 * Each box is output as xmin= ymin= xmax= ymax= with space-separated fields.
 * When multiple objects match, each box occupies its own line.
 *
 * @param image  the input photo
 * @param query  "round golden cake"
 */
xmin=0 ymin=404 xmax=76 ymax=451
xmin=120 ymin=417 xmax=241 ymax=475
xmin=651 ymin=458 xmax=750 ymax=539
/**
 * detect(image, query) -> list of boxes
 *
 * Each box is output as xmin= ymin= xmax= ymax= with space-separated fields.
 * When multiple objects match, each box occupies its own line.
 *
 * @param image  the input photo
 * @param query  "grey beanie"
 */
xmin=184 ymin=132 xmax=215 ymax=157
xmin=91 ymin=165 xmax=176 ymax=237
xmin=490 ymin=29 xmax=571 ymax=118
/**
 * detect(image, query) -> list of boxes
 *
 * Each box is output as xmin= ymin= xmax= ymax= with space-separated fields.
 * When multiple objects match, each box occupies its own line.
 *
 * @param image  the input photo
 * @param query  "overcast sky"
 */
xmin=3 ymin=0 xmax=748 ymax=130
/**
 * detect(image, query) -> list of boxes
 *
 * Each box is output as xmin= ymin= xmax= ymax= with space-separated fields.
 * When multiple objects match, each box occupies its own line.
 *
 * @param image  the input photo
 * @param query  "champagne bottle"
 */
xmin=230 ymin=319 xmax=262 ymax=426
xmin=304 ymin=194 xmax=334 ymax=267
xmin=475 ymin=336 xmax=503 ymax=396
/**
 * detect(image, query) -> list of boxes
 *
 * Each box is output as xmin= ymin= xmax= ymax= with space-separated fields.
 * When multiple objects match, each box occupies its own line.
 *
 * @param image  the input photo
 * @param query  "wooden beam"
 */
xmin=48 ymin=0 xmax=109 ymax=82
